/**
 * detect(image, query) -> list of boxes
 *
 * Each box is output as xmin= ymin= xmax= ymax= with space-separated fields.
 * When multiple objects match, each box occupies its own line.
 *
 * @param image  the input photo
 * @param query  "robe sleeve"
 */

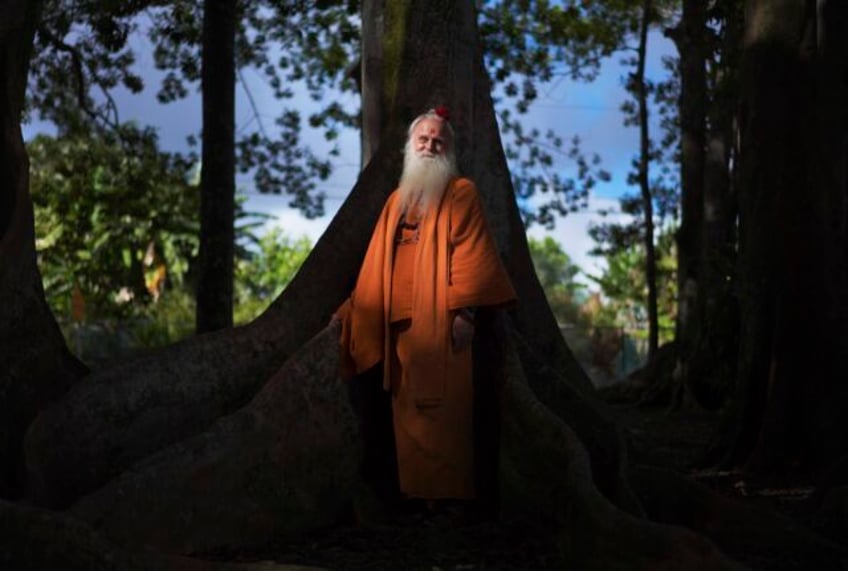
xmin=335 ymin=191 xmax=400 ymax=380
xmin=447 ymin=179 xmax=517 ymax=310
xmin=333 ymin=295 xmax=356 ymax=379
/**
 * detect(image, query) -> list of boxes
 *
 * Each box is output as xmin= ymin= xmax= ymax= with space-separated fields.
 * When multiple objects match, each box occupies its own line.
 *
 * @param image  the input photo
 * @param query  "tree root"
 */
xmin=23 ymin=140 xmax=404 ymax=509
xmin=69 ymin=323 xmax=361 ymax=555
xmin=0 ymin=499 xmax=328 ymax=570
xmin=631 ymin=465 xmax=848 ymax=569
xmin=58 ymin=321 xmax=751 ymax=569
xmin=499 ymin=336 xmax=744 ymax=570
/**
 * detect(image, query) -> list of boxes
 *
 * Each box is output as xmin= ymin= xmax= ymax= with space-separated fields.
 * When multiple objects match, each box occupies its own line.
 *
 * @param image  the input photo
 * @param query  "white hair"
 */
xmin=407 ymin=110 xmax=455 ymax=148
xmin=397 ymin=110 xmax=458 ymax=215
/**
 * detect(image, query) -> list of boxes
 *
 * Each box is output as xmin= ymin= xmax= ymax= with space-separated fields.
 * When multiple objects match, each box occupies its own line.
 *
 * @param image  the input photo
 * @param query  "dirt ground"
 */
xmin=201 ymin=396 xmax=847 ymax=570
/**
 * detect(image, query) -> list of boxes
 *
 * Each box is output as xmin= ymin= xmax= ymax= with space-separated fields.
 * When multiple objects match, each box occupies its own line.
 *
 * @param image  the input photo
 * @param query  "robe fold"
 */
xmin=336 ymin=177 xmax=516 ymax=498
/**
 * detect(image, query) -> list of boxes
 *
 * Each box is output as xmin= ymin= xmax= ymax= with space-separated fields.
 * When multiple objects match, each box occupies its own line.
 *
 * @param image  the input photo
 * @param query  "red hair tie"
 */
xmin=433 ymin=106 xmax=450 ymax=122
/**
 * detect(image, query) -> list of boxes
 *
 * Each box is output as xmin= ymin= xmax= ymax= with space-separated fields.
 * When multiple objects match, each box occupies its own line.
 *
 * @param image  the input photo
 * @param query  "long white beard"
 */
xmin=397 ymin=146 xmax=458 ymax=216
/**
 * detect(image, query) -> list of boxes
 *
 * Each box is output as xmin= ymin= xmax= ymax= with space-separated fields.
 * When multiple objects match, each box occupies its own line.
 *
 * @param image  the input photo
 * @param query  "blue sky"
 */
xmin=22 ymin=21 xmax=677 ymax=286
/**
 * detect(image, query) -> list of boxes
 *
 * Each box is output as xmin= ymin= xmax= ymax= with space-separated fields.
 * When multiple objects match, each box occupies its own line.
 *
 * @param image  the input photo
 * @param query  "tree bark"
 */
xmin=725 ymin=0 xmax=848 ymax=482
xmin=635 ymin=0 xmax=660 ymax=361
xmin=23 ymin=107 xmax=407 ymax=509
xmin=195 ymin=0 xmax=237 ymax=333
xmin=68 ymin=323 xmax=360 ymax=555
xmin=668 ymin=0 xmax=742 ymax=411
xmin=688 ymin=2 xmax=742 ymax=409
xmin=671 ymin=0 xmax=706 ymax=402
xmin=0 ymin=0 xmax=84 ymax=499
xmin=360 ymin=0 xmax=385 ymax=167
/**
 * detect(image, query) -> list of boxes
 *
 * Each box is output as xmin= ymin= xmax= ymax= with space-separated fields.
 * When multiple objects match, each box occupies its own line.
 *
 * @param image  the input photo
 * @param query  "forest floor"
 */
xmin=203 ymin=391 xmax=847 ymax=571
xmin=614 ymin=401 xmax=846 ymax=570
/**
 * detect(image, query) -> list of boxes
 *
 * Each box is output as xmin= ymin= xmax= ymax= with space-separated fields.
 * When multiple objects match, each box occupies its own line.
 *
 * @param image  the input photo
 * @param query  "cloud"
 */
xmin=245 ymin=193 xmax=340 ymax=244
xmin=525 ymin=195 xmax=632 ymax=287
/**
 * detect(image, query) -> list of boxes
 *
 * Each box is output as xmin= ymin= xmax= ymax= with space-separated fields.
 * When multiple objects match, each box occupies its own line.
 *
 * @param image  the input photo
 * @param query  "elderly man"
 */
xmin=336 ymin=107 xmax=516 ymax=512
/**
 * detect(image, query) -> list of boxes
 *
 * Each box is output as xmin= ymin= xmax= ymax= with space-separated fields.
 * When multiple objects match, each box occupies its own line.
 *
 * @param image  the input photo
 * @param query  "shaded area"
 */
xmin=202 ymin=517 xmax=560 ymax=571
xmin=186 ymin=397 xmax=846 ymax=571
xmin=615 ymin=402 xmax=848 ymax=570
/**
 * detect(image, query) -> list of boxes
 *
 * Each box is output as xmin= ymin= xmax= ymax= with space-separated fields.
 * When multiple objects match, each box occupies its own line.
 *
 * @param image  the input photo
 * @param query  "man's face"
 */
xmin=412 ymin=118 xmax=449 ymax=158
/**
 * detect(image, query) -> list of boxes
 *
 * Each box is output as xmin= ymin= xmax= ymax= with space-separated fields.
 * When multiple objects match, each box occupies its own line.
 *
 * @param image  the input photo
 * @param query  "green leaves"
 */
xmin=480 ymin=0 xmax=635 ymax=103
xmin=29 ymin=123 xmax=199 ymax=320
xmin=234 ymin=227 xmax=312 ymax=323
xmin=587 ymin=228 xmax=677 ymax=339
xmin=30 ymin=0 xmax=359 ymax=218
xmin=528 ymin=236 xmax=588 ymax=327
xmin=479 ymin=0 xmax=640 ymax=229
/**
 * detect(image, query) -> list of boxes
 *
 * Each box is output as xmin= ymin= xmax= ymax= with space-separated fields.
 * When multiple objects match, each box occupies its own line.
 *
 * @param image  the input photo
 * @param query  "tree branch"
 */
xmin=37 ymin=26 xmax=120 ymax=131
xmin=236 ymin=67 xmax=268 ymax=139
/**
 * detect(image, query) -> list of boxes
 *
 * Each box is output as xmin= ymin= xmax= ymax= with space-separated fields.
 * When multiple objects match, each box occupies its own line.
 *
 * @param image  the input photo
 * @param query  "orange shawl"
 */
xmin=337 ymin=177 xmax=516 ymax=403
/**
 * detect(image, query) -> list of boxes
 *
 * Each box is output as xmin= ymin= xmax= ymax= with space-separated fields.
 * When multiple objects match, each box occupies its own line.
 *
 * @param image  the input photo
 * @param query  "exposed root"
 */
xmin=69 ymin=324 xmax=361 ymax=555
xmin=631 ymin=465 xmax=848 ymax=569
xmin=499 ymin=336 xmax=744 ymax=570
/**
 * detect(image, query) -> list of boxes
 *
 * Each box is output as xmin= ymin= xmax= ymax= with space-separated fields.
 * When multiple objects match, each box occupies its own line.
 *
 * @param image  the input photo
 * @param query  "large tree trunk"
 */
xmin=635 ymin=0 xmax=660 ymax=361
xmin=670 ymin=0 xmax=741 ymax=411
xmin=360 ymin=0 xmax=385 ymax=167
xmin=68 ymin=323 xmax=360 ymax=554
xmin=687 ymin=2 xmax=742 ymax=409
xmin=724 ymin=0 xmax=848 ymax=482
xmin=671 ymin=0 xmax=706 ymax=403
xmin=0 ymin=0 xmax=84 ymax=499
xmin=23 ymin=104 xmax=408 ymax=509
xmin=195 ymin=0 xmax=237 ymax=333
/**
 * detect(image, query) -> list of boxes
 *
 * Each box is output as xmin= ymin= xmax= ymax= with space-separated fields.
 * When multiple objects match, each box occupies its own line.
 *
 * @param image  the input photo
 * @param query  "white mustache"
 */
xmin=398 ymin=147 xmax=457 ymax=214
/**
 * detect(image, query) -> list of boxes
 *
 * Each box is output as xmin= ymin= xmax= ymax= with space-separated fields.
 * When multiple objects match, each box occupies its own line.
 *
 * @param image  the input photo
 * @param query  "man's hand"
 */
xmin=452 ymin=312 xmax=475 ymax=351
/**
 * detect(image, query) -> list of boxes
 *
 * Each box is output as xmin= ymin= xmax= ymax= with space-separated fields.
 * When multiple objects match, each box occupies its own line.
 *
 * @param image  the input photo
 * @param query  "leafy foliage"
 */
xmin=234 ymin=228 xmax=312 ymax=323
xmin=620 ymin=43 xmax=681 ymax=228
xmin=477 ymin=1 xmax=684 ymax=234
xmin=26 ymin=1 xmax=149 ymax=130
xmin=527 ymin=236 xmax=588 ymax=327
xmin=148 ymin=0 xmax=359 ymax=217
xmin=29 ymin=123 xmax=199 ymax=320
xmin=478 ymin=0 xmax=641 ymax=228
xmin=29 ymin=122 xmax=273 ymax=323
xmin=478 ymin=0 xmax=638 ymax=106
xmin=28 ymin=0 xmax=359 ymax=217
xmin=26 ymin=0 xmax=674 ymax=230
xmin=587 ymin=227 xmax=677 ymax=341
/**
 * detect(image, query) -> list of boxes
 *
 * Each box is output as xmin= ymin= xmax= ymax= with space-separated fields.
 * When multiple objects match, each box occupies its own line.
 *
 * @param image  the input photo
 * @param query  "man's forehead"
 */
xmin=413 ymin=118 xmax=447 ymax=137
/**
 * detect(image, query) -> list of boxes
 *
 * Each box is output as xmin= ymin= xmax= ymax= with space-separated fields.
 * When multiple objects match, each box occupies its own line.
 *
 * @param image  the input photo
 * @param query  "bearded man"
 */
xmin=335 ymin=107 xmax=516 ymax=511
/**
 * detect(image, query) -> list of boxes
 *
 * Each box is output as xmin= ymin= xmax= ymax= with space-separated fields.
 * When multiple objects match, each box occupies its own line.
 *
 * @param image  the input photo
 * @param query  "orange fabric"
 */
xmin=389 ymin=226 xmax=417 ymax=322
xmin=337 ymin=177 xmax=516 ymax=401
xmin=391 ymin=320 xmax=476 ymax=499
xmin=335 ymin=177 xmax=516 ymax=498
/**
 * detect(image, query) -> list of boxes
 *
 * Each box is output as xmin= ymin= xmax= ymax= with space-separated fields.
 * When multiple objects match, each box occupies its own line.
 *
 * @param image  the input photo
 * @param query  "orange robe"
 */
xmin=337 ymin=177 xmax=516 ymax=499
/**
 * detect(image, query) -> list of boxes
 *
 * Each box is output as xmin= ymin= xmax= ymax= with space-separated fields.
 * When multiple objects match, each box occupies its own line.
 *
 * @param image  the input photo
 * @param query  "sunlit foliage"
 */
xmin=527 ymin=236 xmax=588 ymax=327
xmin=587 ymin=227 xmax=677 ymax=342
xmin=29 ymin=123 xmax=199 ymax=320
xmin=234 ymin=228 xmax=312 ymax=323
